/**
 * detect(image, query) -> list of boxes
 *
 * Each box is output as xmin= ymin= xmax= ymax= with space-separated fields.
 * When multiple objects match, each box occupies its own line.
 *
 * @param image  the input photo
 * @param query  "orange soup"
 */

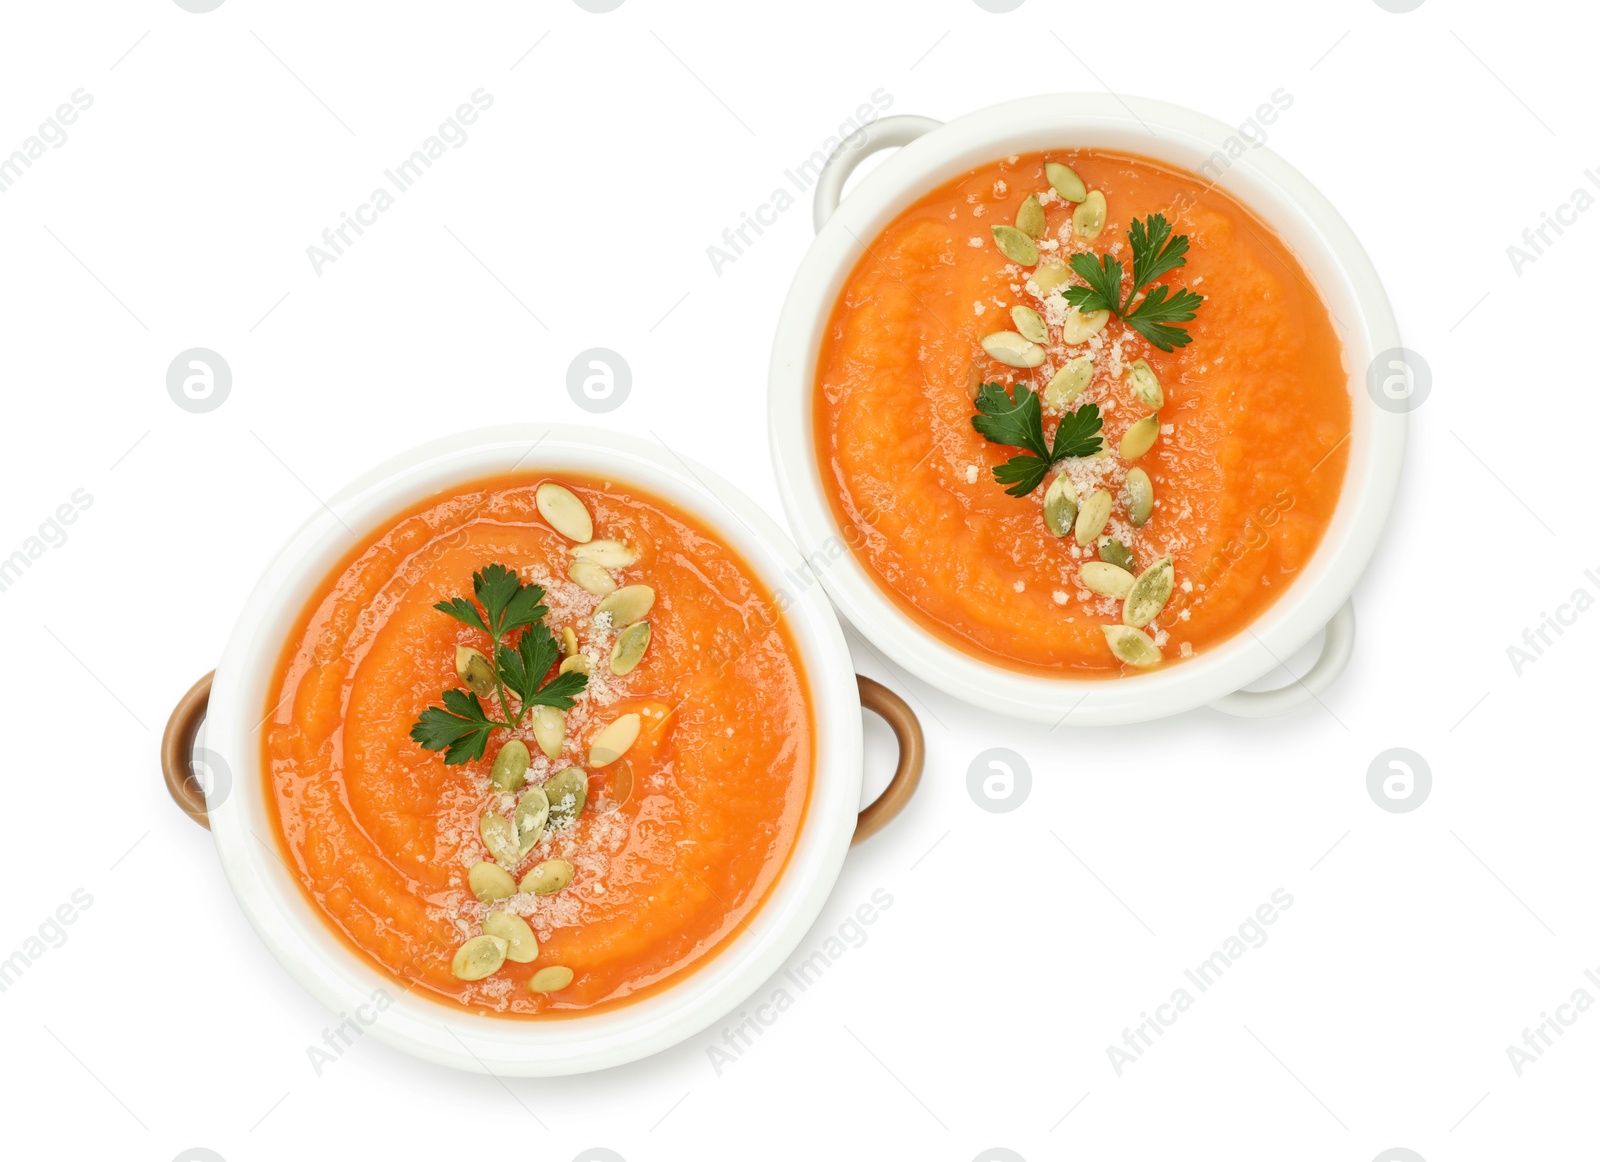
xmin=263 ymin=473 xmax=812 ymax=1015
xmin=814 ymin=150 xmax=1350 ymax=673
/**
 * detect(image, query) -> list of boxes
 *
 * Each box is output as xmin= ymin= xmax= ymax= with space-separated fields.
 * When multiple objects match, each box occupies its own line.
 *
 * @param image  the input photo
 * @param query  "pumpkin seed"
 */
xmin=964 ymin=361 xmax=984 ymax=401
xmin=1123 ymin=557 xmax=1174 ymax=629
xmin=1073 ymin=190 xmax=1107 ymax=239
xmin=1046 ymin=161 xmax=1088 ymax=203
xmin=1074 ymin=489 xmax=1112 ymax=546
xmin=610 ymin=621 xmax=651 ymax=676
xmin=482 ymin=912 xmax=538 ymax=963
xmin=589 ymin=713 xmax=640 ymax=768
xmin=468 ymin=861 xmax=517 ymax=902
xmin=980 ymin=330 xmax=1046 ymax=369
xmin=455 ymin=646 xmax=495 ymax=700
xmin=1080 ymin=561 xmax=1136 ymax=599
xmin=451 ymin=934 xmax=508 ymax=981
xmin=1124 ymin=467 xmax=1154 ymax=526
xmin=1042 ymin=357 xmax=1093 ymax=410
xmin=528 ymin=965 xmax=574 ymax=994
xmin=514 ymin=786 xmax=550 ymax=851
xmin=489 ymin=740 xmax=530 ymax=793
xmin=1015 ymin=193 xmax=1047 ymax=239
xmin=1098 ymin=537 xmax=1137 ymax=572
xmin=1030 ymin=261 xmax=1069 ymax=296
xmin=528 ymin=705 xmax=564 ymax=761
xmin=1042 ymin=473 xmax=1079 ymax=538
xmin=1102 ymin=624 xmax=1162 ymax=667
xmin=570 ymin=539 xmax=636 ymax=568
xmin=1011 ymin=306 xmax=1048 ymax=344
xmin=1127 ymin=359 xmax=1164 ymax=409
xmin=519 ymin=858 xmax=574 ymax=896
xmin=480 ymin=812 xmax=520 ymax=865
xmin=535 ymin=483 xmax=592 ymax=544
xmin=568 ymin=559 xmax=617 ymax=596
xmin=990 ymin=224 xmax=1039 ymax=266
xmin=1059 ymin=306 xmax=1110 ymax=345
xmin=562 ymin=626 xmax=578 ymax=657
xmin=543 ymin=767 xmax=589 ymax=828
xmin=596 ymin=584 xmax=654 ymax=627
xmin=558 ymin=654 xmax=589 ymax=676
xmin=1120 ymin=413 xmax=1160 ymax=461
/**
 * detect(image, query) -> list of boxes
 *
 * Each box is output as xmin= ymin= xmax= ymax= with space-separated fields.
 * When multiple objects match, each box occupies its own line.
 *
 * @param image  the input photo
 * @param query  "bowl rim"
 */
xmin=202 ymin=424 xmax=863 ymax=1075
xmin=768 ymin=92 xmax=1406 ymax=724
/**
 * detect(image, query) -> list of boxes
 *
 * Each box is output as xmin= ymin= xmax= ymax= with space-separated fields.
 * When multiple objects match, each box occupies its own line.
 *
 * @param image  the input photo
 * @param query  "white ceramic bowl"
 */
xmin=769 ymin=94 xmax=1405 ymax=724
xmin=170 ymin=425 xmax=921 ymax=1075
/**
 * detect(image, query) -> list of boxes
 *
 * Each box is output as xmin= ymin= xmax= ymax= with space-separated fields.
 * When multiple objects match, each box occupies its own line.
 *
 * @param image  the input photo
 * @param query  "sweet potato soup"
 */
xmin=263 ymin=473 xmax=812 ymax=1016
xmin=814 ymin=149 xmax=1351 ymax=673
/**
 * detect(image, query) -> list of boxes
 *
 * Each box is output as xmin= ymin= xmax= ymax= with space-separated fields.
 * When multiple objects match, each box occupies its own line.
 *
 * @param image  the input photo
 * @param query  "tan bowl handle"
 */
xmin=162 ymin=671 xmax=214 ymax=830
xmin=852 ymin=675 xmax=925 ymax=845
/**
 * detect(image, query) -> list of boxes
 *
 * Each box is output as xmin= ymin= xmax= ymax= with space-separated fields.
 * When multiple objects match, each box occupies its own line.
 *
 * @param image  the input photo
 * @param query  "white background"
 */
xmin=1 ymin=1 xmax=1594 ymax=1159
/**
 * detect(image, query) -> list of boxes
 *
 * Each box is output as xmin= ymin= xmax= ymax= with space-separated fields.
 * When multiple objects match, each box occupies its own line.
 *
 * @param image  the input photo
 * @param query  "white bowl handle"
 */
xmin=813 ymin=115 xmax=943 ymax=233
xmin=1210 ymin=599 xmax=1356 ymax=718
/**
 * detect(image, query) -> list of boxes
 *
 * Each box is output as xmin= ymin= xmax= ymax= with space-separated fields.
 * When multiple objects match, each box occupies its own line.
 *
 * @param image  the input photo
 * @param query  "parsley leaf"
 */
xmin=412 ymin=562 xmax=590 ymax=763
xmin=1125 ymin=284 xmax=1204 ymax=351
xmin=410 ymin=688 xmax=496 ymax=765
xmin=972 ymin=381 xmax=1049 ymax=461
xmin=1060 ymin=213 xmax=1204 ymax=352
xmin=496 ymin=623 xmax=583 ymax=710
xmin=1050 ymin=403 xmax=1104 ymax=461
xmin=1063 ymin=252 xmax=1122 ymax=315
xmin=971 ymin=382 xmax=1104 ymax=497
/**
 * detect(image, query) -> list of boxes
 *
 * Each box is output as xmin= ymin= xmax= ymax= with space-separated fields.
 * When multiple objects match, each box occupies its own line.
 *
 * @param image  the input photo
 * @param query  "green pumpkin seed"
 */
xmin=1043 ymin=357 xmax=1093 ymax=410
xmin=515 ymin=785 xmax=550 ymax=853
xmin=1042 ymin=473 xmax=1079 ymax=538
xmin=528 ymin=965 xmax=574 ymax=994
xmin=1046 ymin=162 xmax=1088 ymax=203
xmin=1059 ymin=306 xmax=1110 ymax=344
xmin=558 ymin=654 xmax=589 ymax=676
xmin=568 ymin=559 xmax=617 ymax=596
xmin=610 ymin=621 xmax=651 ymax=676
xmin=1074 ymin=489 xmax=1112 ymax=546
xmin=1127 ymin=359 xmax=1164 ymax=409
xmin=570 ymin=539 xmax=636 ymax=568
xmin=483 ymin=912 xmax=539 ymax=963
xmin=519 ymin=858 xmax=574 ymax=896
xmin=1031 ymin=261 xmax=1069 ymax=296
xmin=990 ymin=224 xmax=1039 ymax=266
xmin=596 ymin=584 xmax=654 ymax=627
xmin=1102 ymin=624 xmax=1162 ymax=667
xmin=1080 ymin=561 xmax=1135 ymax=599
xmin=455 ymin=646 xmax=495 ymax=700
xmin=562 ymin=626 xmax=578 ymax=657
xmin=1011 ymin=306 xmax=1048 ymax=344
xmin=1120 ymin=413 xmax=1160 ymax=461
xmin=1015 ymin=193 xmax=1047 ymax=239
xmin=1124 ymin=467 xmax=1154 ymax=526
xmin=980 ymin=330 xmax=1046 ymax=369
xmin=543 ymin=767 xmax=589 ymax=828
xmin=1123 ymin=557 xmax=1174 ymax=629
xmin=480 ymin=812 xmax=520 ymax=865
xmin=1097 ymin=537 xmax=1137 ymax=572
xmin=589 ymin=713 xmax=640 ymax=768
xmin=1073 ymin=190 xmax=1107 ymax=239
xmin=468 ymin=861 xmax=517 ymax=902
xmin=535 ymin=483 xmax=592 ymax=544
xmin=489 ymin=739 xmax=530 ymax=792
xmin=450 ymin=934 xmax=508 ymax=981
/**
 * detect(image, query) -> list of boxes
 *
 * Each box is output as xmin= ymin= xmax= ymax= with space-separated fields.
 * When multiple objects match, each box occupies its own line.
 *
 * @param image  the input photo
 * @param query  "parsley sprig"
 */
xmin=971 ymin=382 xmax=1103 ymax=496
xmin=410 ymin=564 xmax=588 ymax=764
xmin=1062 ymin=213 xmax=1204 ymax=352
